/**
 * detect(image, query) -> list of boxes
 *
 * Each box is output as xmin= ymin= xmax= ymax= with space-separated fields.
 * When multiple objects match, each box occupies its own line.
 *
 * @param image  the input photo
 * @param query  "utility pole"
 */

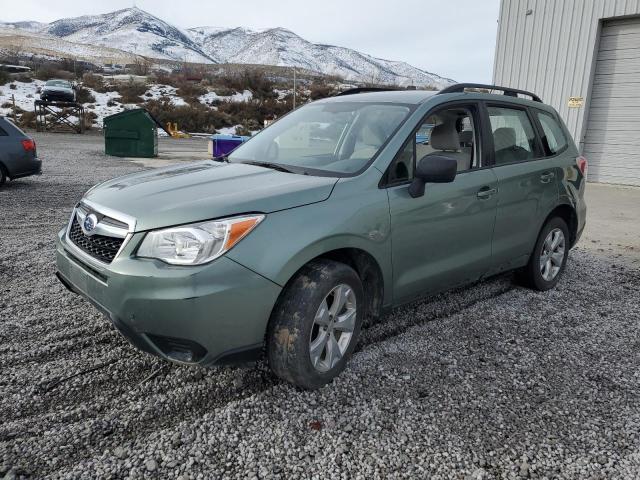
xmin=293 ymin=67 xmax=297 ymax=110
xmin=11 ymin=94 xmax=17 ymax=122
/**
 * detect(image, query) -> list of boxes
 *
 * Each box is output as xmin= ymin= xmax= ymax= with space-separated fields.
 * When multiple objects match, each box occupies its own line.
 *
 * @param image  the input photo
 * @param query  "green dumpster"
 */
xmin=104 ymin=108 xmax=164 ymax=158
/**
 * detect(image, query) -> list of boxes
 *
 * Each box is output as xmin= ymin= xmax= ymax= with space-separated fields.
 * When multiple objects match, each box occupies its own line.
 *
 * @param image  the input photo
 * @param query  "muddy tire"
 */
xmin=519 ymin=217 xmax=570 ymax=291
xmin=267 ymin=259 xmax=364 ymax=390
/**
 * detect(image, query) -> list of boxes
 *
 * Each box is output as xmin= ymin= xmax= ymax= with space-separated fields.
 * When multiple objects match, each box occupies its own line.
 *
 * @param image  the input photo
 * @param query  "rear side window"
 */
xmin=4 ymin=117 xmax=27 ymax=137
xmin=536 ymin=110 xmax=568 ymax=155
xmin=488 ymin=106 xmax=540 ymax=165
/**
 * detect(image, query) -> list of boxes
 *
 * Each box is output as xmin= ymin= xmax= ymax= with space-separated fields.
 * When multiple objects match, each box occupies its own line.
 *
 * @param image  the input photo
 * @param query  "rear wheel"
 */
xmin=0 ymin=165 xmax=7 ymax=186
xmin=267 ymin=259 xmax=363 ymax=389
xmin=519 ymin=217 xmax=569 ymax=291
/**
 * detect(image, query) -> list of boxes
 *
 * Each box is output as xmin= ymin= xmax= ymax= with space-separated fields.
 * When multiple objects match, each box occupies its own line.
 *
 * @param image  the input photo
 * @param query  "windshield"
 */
xmin=228 ymin=102 xmax=412 ymax=176
xmin=45 ymin=80 xmax=71 ymax=88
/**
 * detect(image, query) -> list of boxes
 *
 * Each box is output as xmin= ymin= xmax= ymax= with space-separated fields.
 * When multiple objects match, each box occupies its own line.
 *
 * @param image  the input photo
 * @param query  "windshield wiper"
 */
xmin=213 ymin=155 xmax=229 ymax=163
xmin=240 ymin=161 xmax=296 ymax=174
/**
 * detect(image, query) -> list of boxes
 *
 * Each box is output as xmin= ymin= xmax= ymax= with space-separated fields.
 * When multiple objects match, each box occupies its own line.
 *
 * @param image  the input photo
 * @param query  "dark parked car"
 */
xmin=0 ymin=116 xmax=41 ymax=186
xmin=40 ymin=79 xmax=76 ymax=103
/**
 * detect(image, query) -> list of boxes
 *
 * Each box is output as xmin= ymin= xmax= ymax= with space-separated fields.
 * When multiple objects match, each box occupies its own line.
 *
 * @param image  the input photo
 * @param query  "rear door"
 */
xmin=485 ymin=103 xmax=560 ymax=272
xmin=386 ymin=101 xmax=498 ymax=305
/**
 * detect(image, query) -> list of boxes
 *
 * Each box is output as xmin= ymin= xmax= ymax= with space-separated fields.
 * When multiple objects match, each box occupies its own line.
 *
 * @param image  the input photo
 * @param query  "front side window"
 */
xmin=228 ymin=102 xmax=412 ymax=176
xmin=386 ymin=105 xmax=479 ymax=185
xmin=488 ymin=106 xmax=540 ymax=165
xmin=536 ymin=110 xmax=568 ymax=155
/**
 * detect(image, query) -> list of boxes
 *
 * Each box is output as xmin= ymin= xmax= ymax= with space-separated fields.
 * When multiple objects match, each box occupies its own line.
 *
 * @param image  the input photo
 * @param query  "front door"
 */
xmin=385 ymin=103 xmax=498 ymax=305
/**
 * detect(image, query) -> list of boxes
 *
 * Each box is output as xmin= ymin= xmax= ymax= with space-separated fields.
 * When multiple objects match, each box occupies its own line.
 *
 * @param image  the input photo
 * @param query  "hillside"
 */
xmin=1 ymin=7 xmax=454 ymax=88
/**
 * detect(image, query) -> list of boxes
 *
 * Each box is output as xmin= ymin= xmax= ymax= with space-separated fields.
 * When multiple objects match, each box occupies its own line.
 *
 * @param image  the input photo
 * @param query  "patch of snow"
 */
xmin=0 ymin=79 xmax=45 ymax=114
xmin=274 ymin=88 xmax=290 ymax=100
xmin=85 ymin=89 xmax=122 ymax=127
xmin=199 ymin=89 xmax=253 ymax=105
xmin=143 ymin=84 xmax=187 ymax=106
xmin=216 ymin=125 xmax=239 ymax=135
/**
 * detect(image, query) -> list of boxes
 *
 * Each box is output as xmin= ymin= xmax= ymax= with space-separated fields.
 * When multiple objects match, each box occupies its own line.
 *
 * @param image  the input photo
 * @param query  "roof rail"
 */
xmin=337 ymin=87 xmax=400 ymax=96
xmin=438 ymin=83 xmax=542 ymax=103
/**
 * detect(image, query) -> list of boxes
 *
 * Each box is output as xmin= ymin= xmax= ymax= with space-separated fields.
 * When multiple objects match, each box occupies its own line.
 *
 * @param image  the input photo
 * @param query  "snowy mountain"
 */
xmin=0 ymin=21 xmax=46 ymax=32
xmin=40 ymin=8 xmax=214 ymax=64
xmin=2 ymin=7 xmax=454 ymax=87
xmin=189 ymin=26 xmax=453 ymax=87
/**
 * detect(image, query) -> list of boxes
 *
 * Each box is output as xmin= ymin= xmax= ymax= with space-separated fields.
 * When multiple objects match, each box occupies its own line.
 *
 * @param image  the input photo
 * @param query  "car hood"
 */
xmin=84 ymin=161 xmax=338 ymax=231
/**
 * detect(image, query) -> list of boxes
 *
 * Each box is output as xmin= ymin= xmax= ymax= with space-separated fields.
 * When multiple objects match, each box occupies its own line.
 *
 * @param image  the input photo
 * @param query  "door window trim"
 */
xmin=380 ymin=100 xmax=488 ymax=188
xmin=482 ymin=101 xmax=546 ymax=168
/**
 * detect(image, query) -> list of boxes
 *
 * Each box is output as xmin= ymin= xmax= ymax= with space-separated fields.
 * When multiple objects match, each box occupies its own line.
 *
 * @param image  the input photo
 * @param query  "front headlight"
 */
xmin=137 ymin=214 xmax=264 ymax=265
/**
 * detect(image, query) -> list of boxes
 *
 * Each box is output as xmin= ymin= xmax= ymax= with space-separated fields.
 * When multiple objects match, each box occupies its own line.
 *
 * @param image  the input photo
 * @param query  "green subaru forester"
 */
xmin=56 ymin=84 xmax=587 ymax=389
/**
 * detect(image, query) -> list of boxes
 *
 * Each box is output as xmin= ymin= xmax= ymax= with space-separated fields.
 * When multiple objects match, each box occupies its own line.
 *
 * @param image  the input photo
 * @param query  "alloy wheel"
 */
xmin=539 ymin=228 xmax=565 ymax=281
xmin=309 ymin=284 xmax=357 ymax=373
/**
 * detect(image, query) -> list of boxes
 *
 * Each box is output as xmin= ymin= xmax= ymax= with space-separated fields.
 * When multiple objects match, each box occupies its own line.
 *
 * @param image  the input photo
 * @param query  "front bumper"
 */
xmin=55 ymin=229 xmax=282 ymax=366
xmin=41 ymin=92 xmax=74 ymax=102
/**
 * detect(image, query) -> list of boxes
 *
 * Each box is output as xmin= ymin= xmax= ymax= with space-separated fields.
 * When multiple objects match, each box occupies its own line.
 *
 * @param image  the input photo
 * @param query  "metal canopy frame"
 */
xmin=438 ymin=83 xmax=543 ymax=103
xmin=34 ymin=100 xmax=85 ymax=134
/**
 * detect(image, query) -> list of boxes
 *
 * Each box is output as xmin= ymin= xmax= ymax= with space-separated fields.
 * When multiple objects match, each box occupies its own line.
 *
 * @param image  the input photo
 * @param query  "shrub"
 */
xmin=176 ymin=80 xmax=207 ymax=104
xmin=209 ymin=71 xmax=276 ymax=100
xmin=115 ymin=80 xmax=147 ymax=104
xmin=149 ymin=71 xmax=179 ymax=88
xmin=83 ymin=111 xmax=98 ymax=130
xmin=34 ymin=65 xmax=74 ymax=81
xmin=144 ymin=98 xmax=231 ymax=133
xmin=9 ymin=84 xmax=16 ymax=90
xmin=14 ymin=75 xmax=33 ymax=83
xmin=0 ymin=70 xmax=8 ymax=86
xmin=309 ymin=82 xmax=337 ymax=100
xmin=212 ymin=86 xmax=235 ymax=97
xmin=18 ymin=111 xmax=36 ymax=129
xmin=75 ymin=86 xmax=96 ymax=104
xmin=82 ymin=73 xmax=108 ymax=93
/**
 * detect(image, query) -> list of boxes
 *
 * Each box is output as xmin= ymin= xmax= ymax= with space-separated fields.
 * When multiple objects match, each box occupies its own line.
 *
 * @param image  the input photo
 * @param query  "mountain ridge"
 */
xmin=1 ymin=7 xmax=455 ymax=87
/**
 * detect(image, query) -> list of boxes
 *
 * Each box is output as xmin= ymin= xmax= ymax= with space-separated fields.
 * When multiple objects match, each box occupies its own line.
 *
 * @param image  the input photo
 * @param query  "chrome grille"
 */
xmin=68 ymin=216 xmax=124 ymax=264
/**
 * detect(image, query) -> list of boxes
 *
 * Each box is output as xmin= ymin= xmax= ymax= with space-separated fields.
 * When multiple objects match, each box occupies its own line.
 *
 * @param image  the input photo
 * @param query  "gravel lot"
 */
xmin=1 ymin=133 xmax=640 ymax=479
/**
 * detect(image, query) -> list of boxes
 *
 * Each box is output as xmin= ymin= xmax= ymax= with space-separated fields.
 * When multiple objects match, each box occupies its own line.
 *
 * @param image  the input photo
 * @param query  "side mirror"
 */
xmin=408 ymin=155 xmax=458 ymax=198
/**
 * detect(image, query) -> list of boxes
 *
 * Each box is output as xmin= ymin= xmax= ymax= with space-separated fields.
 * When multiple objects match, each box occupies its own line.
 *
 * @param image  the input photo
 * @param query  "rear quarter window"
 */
xmin=536 ymin=110 xmax=568 ymax=155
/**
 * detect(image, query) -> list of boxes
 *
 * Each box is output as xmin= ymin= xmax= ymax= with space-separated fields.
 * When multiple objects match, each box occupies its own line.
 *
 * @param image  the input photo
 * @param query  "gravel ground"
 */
xmin=1 ymin=134 xmax=640 ymax=479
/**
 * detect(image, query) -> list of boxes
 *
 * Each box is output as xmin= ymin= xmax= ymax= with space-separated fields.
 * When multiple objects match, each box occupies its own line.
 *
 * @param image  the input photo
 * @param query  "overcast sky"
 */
xmin=2 ymin=0 xmax=501 ymax=82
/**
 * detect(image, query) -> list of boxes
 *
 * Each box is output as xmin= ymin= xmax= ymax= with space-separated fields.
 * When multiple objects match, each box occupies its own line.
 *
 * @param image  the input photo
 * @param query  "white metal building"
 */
xmin=493 ymin=0 xmax=640 ymax=185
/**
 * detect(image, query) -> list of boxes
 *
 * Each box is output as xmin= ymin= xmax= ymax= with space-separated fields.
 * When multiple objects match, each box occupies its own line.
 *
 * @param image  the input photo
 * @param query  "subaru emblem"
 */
xmin=82 ymin=213 xmax=98 ymax=235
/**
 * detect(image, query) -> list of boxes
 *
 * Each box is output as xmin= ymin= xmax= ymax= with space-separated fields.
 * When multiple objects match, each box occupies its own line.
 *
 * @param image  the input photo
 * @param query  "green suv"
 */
xmin=56 ymin=84 xmax=587 ymax=389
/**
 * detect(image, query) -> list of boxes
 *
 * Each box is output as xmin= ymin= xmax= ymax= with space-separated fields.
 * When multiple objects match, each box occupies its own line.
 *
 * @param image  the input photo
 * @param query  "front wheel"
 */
xmin=267 ymin=259 xmax=363 ymax=389
xmin=519 ymin=217 xmax=569 ymax=291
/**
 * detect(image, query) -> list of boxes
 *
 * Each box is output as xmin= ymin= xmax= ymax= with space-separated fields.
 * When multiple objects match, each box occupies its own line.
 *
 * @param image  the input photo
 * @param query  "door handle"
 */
xmin=540 ymin=171 xmax=555 ymax=183
xmin=477 ymin=187 xmax=497 ymax=199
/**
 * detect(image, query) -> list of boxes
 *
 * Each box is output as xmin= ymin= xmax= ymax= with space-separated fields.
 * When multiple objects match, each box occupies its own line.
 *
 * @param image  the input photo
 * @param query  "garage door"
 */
xmin=584 ymin=17 xmax=640 ymax=186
